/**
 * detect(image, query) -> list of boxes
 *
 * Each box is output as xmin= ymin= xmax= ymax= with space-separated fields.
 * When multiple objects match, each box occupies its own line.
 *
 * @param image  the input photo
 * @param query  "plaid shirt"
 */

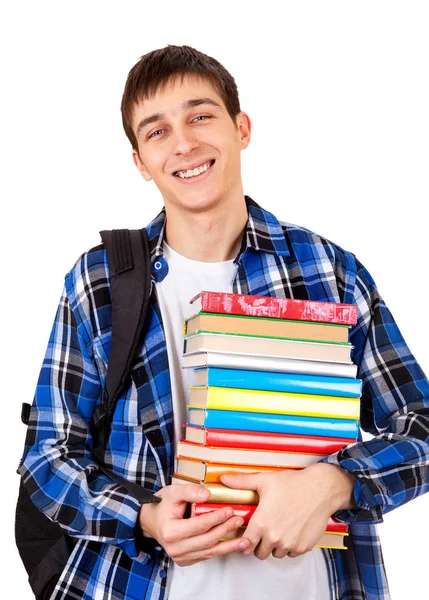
xmin=19 ymin=197 xmax=429 ymax=600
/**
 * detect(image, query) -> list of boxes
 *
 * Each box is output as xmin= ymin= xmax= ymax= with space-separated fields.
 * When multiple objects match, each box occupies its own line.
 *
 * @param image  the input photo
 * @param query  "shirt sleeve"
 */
xmin=18 ymin=284 xmax=151 ymax=562
xmin=319 ymin=258 xmax=429 ymax=524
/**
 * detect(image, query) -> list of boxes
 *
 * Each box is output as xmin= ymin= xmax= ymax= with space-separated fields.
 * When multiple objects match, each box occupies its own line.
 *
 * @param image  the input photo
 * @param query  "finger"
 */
xmin=254 ymin=538 xmax=275 ymax=561
xmin=169 ymin=483 xmax=211 ymax=505
xmin=173 ymin=516 xmax=251 ymax=563
xmin=272 ymin=547 xmax=289 ymax=559
xmin=220 ymin=473 xmax=261 ymax=490
xmin=238 ymin=520 xmax=262 ymax=556
xmin=173 ymin=506 xmax=236 ymax=540
xmin=174 ymin=538 xmax=249 ymax=566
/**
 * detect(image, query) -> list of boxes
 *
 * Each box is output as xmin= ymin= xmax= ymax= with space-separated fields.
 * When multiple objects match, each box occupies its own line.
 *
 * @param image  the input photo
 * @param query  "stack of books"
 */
xmin=172 ymin=291 xmax=361 ymax=550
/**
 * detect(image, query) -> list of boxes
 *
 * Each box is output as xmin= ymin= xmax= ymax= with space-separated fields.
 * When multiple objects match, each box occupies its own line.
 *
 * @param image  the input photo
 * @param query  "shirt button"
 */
xmin=160 ymin=569 xmax=167 ymax=579
xmin=152 ymin=257 xmax=168 ymax=282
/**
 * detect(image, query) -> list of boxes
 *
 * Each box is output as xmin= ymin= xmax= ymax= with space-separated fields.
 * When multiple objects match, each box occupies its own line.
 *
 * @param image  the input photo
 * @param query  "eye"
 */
xmin=193 ymin=115 xmax=212 ymax=122
xmin=148 ymin=128 xmax=165 ymax=139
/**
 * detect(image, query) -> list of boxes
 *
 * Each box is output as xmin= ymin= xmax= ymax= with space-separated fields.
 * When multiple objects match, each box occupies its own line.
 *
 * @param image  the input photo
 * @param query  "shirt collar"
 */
xmin=145 ymin=195 xmax=290 ymax=263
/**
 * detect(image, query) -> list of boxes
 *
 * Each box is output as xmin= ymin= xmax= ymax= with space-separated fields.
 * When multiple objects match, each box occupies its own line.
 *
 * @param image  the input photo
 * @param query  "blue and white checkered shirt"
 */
xmin=19 ymin=197 xmax=429 ymax=599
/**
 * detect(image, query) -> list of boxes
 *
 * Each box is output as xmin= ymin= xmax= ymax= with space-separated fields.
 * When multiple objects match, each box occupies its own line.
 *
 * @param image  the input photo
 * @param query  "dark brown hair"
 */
xmin=121 ymin=45 xmax=241 ymax=152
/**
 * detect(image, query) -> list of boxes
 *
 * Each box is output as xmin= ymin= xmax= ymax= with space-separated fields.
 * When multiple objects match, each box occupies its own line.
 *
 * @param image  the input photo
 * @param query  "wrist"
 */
xmin=138 ymin=503 xmax=155 ymax=539
xmin=308 ymin=463 xmax=359 ymax=513
xmin=135 ymin=504 xmax=162 ymax=558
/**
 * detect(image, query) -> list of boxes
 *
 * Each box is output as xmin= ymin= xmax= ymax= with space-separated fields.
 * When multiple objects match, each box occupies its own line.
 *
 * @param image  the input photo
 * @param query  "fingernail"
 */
xmin=235 ymin=518 xmax=244 ymax=527
xmin=225 ymin=508 xmax=233 ymax=518
xmin=239 ymin=541 xmax=247 ymax=550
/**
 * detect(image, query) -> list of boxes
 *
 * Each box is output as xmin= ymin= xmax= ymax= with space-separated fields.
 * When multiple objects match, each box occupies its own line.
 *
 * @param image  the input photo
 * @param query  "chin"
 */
xmin=176 ymin=191 xmax=224 ymax=213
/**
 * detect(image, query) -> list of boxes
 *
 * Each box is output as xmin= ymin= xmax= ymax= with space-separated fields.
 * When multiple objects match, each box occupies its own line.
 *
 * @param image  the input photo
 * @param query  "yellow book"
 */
xmin=189 ymin=386 xmax=360 ymax=420
xmin=221 ymin=529 xmax=348 ymax=550
xmin=171 ymin=475 xmax=260 ymax=504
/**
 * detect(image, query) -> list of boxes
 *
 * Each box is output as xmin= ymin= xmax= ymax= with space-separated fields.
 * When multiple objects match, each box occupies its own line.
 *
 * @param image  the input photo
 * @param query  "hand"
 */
xmin=220 ymin=463 xmax=356 ymax=561
xmin=138 ymin=483 xmax=251 ymax=566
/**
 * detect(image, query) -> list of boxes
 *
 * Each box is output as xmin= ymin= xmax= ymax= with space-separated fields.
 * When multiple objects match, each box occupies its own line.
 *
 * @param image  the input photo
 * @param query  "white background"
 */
xmin=1 ymin=2 xmax=428 ymax=598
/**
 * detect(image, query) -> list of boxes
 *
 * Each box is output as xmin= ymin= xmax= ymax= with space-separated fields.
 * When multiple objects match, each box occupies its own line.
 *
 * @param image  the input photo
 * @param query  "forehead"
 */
xmin=131 ymin=75 xmax=226 ymax=130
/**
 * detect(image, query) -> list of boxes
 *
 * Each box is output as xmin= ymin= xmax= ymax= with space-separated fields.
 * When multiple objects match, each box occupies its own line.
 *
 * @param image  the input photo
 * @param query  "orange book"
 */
xmin=176 ymin=457 xmax=287 ymax=483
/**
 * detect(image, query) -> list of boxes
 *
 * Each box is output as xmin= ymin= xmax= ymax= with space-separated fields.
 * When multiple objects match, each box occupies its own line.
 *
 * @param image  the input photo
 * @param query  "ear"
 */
xmin=236 ymin=112 xmax=251 ymax=150
xmin=132 ymin=149 xmax=153 ymax=182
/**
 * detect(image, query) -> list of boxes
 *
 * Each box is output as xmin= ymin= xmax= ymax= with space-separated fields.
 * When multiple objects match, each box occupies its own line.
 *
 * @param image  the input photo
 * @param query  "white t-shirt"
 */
xmin=155 ymin=241 xmax=332 ymax=600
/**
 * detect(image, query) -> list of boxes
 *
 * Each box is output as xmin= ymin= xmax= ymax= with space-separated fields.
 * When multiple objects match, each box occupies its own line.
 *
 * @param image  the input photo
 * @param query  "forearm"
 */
xmin=319 ymin=424 xmax=429 ymax=523
xmin=20 ymin=286 xmax=146 ymax=558
xmin=302 ymin=462 xmax=358 ymax=517
xmin=19 ymin=439 xmax=144 ymax=550
xmin=329 ymin=260 xmax=429 ymax=523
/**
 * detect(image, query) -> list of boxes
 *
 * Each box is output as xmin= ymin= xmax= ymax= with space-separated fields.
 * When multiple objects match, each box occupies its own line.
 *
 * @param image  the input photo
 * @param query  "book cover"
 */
xmin=176 ymin=457 xmax=286 ymax=483
xmin=190 ymin=291 xmax=358 ymax=325
xmin=187 ymin=408 xmax=360 ymax=439
xmin=220 ymin=528 xmax=348 ymax=549
xmin=184 ymin=312 xmax=350 ymax=344
xmin=184 ymin=426 xmax=351 ymax=454
xmin=188 ymin=386 xmax=360 ymax=420
xmin=177 ymin=440 xmax=326 ymax=468
xmin=182 ymin=350 xmax=359 ymax=379
xmin=193 ymin=367 xmax=362 ymax=398
xmin=190 ymin=502 xmax=257 ymax=521
xmin=171 ymin=475 xmax=260 ymax=504
xmin=184 ymin=332 xmax=353 ymax=364
xmin=189 ymin=502 xmax=348 ymax=533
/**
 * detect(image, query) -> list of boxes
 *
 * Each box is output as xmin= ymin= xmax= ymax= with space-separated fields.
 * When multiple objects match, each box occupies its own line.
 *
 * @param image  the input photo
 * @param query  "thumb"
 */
xmin=220 ymin=472 xmax=260 ymax=490
xmin=170 ymin=482 xmax=211 ymax=505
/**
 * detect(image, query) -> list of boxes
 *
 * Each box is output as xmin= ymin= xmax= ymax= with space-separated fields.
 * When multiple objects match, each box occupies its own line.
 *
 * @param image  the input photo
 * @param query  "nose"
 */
xmin=171 ymin=124 xmax=200 ymax=155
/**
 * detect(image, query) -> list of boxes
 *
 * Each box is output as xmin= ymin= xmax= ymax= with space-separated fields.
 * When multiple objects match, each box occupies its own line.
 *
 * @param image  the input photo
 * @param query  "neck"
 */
xmin=163 ymin=196 xmax=248 ymax=262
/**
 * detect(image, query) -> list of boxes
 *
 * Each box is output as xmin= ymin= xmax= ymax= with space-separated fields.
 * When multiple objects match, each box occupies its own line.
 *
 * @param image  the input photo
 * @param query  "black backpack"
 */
xmin=15 ymin=229 xmax=162 ymax=600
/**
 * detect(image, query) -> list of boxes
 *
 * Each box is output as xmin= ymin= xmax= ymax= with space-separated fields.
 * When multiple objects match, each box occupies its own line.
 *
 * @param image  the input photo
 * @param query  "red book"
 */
xmin=190 ymin=503 xmax=348 ymax=533
xmin=185 ymin=426 xmax=350 ymax=455
xmin=190 ymin=291 xmax=358 ymax=326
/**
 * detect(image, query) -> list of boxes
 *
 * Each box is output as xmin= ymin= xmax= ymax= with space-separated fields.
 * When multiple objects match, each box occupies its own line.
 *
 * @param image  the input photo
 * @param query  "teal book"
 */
xmin=193 ymin=367 xmax=362 ymax=398
xmin=187 ymin=408 xmax=359 ymax=439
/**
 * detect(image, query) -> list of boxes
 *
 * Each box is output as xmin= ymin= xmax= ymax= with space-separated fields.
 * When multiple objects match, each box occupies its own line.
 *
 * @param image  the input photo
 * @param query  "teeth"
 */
xmin=176 ymin=160 xmax=212 ymax=179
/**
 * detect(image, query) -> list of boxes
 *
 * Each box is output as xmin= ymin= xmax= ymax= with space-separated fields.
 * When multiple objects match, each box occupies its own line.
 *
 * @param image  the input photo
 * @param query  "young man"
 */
xmin=19 ymin=45 xmax=429 ymax=600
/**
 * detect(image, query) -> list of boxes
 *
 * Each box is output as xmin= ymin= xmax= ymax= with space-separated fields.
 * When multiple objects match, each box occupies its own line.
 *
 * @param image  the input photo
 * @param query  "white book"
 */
xmin=182 ymin=350 xmax=358 ymax=378
xmin=177 ymin=441 xmax=324 ymax=468
xmin=183 ymin=351 xmax=357 ymax=379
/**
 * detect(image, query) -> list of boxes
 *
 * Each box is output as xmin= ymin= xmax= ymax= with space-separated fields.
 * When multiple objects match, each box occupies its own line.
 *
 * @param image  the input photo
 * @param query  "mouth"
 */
xmin=173 ymin=159 xmax=215 ymax=183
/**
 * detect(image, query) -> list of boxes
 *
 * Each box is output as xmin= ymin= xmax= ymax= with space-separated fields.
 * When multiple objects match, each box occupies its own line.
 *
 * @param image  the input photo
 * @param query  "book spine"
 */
xmin=192 ymin=502 xmax=256 ymax=522
xmin=191 ymin=503 xmax=348 ymax=533
xmin=220 ymin=528 xmax=347 ymax=549
xmin=200 ymin=409 xmax=359 ymax=439
xmin=199 ymin=428 xmax=350 ymax=454
xmin=171 ymin=478 xmax=260 ymax=504
xmin=184 ymin=333 xmax=353 ymax=364
xmin=184 ymin=351 xmax=359 ymax=378
xmin=177 ymin=442 xmax=324 ymax=468
xmin=179 ymin=462 xmax=286 ymax=483
xmin=195 ymin=291 xmax=358 ymax=325
xmin=199 ymin=387 xmax=360 ymax=420
xmin=204 ymin=367 xmax=362 ymax=398
xmin=326 ymin=517 xmax=348 ymax=533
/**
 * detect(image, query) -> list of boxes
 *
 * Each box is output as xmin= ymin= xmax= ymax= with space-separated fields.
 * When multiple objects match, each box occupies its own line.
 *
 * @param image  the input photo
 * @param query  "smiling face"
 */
xmin=131 ymin=75 xmax=251 ymax=215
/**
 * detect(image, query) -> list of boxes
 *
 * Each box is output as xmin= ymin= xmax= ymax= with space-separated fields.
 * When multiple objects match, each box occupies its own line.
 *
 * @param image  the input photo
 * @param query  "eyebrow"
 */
xmin=136 ymin=98 xmax=223 ymax=138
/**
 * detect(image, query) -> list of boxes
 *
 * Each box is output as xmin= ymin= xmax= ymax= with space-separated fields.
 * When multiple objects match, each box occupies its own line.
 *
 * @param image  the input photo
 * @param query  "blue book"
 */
xmin=194 ymin=367 xmax=362 ymax=398
xmin=187 ymin=408 xmax=359 ymax=439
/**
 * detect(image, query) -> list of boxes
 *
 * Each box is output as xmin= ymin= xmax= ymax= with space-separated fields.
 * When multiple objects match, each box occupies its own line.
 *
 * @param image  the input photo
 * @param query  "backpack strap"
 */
xmin=91 ymin=228 xmax=160 ymax=505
